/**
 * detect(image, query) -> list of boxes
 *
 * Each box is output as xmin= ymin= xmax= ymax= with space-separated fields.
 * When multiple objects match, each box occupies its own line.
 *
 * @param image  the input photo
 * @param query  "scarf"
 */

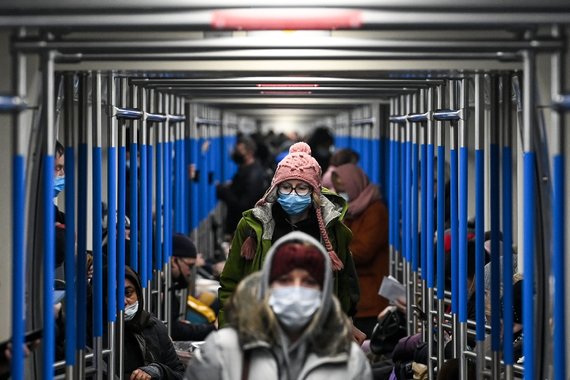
xmin=333 ymin=163 xmax=381 ymax=219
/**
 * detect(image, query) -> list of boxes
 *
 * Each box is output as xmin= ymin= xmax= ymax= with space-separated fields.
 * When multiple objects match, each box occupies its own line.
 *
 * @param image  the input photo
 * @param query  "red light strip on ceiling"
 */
xmin=256 ymin=83 xmax=319 ymax=88
xmin=211 ymin=9 xmax=362 ymax=30
xmin=259 ymin=91 xmax=313 ymax=95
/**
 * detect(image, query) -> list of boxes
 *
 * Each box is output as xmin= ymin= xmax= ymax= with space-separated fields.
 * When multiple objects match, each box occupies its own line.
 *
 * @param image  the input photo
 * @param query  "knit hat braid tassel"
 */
xmin=315 ymin=207 xmax=344 ymax=271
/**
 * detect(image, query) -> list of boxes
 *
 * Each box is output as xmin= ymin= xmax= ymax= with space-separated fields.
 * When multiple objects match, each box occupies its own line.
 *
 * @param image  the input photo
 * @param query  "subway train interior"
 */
xmin=0 ymin=1 xmax=569 ymax=379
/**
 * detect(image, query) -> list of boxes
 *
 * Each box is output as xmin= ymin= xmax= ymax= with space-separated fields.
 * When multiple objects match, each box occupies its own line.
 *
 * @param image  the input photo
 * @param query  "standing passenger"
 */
xmin=321 ymin=148 xmax=360 ymax=192
xmin=186 ymin=231 xmax=372 ymax=380
xmin=216 ymin=136 xmax=269 ymax=237
xmin=331 ymin=163 xmax=389 ymax=337
xmin=218 ymin=142 xmax=360 ymax=328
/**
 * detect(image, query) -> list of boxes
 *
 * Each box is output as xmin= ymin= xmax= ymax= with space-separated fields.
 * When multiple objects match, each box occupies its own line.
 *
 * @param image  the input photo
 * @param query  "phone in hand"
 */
xmin=0 ymin=329 xmax=43 ymax=353
xmin=24 ymin=329 xmax=43 ymax=345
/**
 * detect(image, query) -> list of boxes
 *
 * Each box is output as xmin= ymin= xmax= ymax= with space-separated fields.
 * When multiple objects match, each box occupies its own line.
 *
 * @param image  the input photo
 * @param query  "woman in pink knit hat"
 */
xmin=218 ymin=142 xmax=360 ymax=332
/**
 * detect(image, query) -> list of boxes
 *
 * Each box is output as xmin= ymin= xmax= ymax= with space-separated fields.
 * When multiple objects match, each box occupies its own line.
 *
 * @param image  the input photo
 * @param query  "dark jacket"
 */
xmin=216 ymin=160 xmax=268 ymax=235
xmin=124 ymin=267 xmax=185 ymax=379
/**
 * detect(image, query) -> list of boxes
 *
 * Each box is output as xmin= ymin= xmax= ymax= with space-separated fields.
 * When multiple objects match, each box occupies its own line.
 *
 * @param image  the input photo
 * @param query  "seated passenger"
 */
xmin=185 ymin=231 xmax=372 ymax=380
xmin=170 ymin=234 xmax=216 ymax=341
xmin=123 ymin=266 xmax=185 ymax=379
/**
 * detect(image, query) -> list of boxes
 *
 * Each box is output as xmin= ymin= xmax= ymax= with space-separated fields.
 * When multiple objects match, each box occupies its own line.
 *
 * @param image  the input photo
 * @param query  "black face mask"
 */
xmin=231 ymin=150 xmax=245 ymax=165
xmin=173 ymin=271 xmax=189 ymax=290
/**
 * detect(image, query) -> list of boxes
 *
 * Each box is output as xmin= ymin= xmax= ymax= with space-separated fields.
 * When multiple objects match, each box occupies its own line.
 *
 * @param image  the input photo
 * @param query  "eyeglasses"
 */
xmin=277 ymin=182 xmax=312 ymax=196
xmin=176 ymin=258 xmax=196 ymax=271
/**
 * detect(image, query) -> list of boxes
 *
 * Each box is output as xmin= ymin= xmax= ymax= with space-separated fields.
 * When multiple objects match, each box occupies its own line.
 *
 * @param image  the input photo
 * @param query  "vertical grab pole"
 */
xmin=502 ymin=75 xmax=515 ymax=380
xmin=418 ymin=90 xmax=427 ymax=341
xmin=425 ymin=86 xmax=435 ymax=380
xmin=178 ymin=97 xmax=188 ymax=234
xmin=448 ymin=80 xmax=460 ymax=359
xmin=139 ymin=87 xmax=149 ymax=309
xmin=393 ymin=98 xmax=401 ymax=280
xmin=106 ymin=72 xmax=118 ymax=380
xmin=164 ymin=96 xmax=174 ymax=338
xmin=404 ymin=94 xmax=413 ymax=335
xmin=174 ymin=99 xmax=183 ymax=234
xmin=419 ymin=89 xmax=427 ymax=284
xmin=130 ymin=85 xmax=139 ymax=272
xmin=411 ymin=92 xmax=420 ymax=336
xmin=190 ymin=106 xmax=199 ymax=233
xmin=10 ymin=28 xmax=26 ymax=380
xmin=91 ymin=71 xmax=104 ymax=380
xmin=146 ymin=91 xmax=154 ymax=308
xmin=458 ymin=76 xmax=469 ymax=380
xmin=41 ymin=50 xmax=56 ymax=380
xmin=155 ymin=95 xmax=164 ymax=322
xmin=388 ymin=99 xmax=395 ymax=278
xmin=63 ymin=73 xmax=77 ymax=380
xmin=551 ymin=25 xmax=567 ymax=380
xmin=399 ymin=96 xmax=406 ymax=285
xmin=435 ymin=84 xmax=446 ymax=371
xmin=184 ymin=101 xmax=191 ymax=234
xmin=474 ymin=73 xmax=486 ymax=379
xmin=554 ymin=26 xmax=569 ymax=378
xmin=490 ymin=75 xmax=502 ymax=379
xmin=522 ymin=48 xmax=537 ymax=380
xmin=117 ymin=78 xmax=128 ymax=380
xmin=76 ymin=73 xmax=89 ymax=380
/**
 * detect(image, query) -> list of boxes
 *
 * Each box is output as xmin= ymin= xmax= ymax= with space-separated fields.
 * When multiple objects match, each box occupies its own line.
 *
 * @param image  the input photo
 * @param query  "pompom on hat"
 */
xmin=264 ymin=142 xmax=322 ymax=200
xmin=249 ymin=142 xmax=344 ymax=271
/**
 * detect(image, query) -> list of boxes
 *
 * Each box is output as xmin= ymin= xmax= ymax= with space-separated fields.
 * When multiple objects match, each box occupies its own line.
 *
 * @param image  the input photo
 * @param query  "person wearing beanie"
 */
xmin=218 ymin=142 xmax=360 ymax=330
xmin=121 ymin=266 xmax=185 ymax=379
xmin=169 ymin=234 xmax=216 ymax=341
xmin=186 ymin=231 xmax=372 ymax=380
xmin=331 ymin=163 xmax=389 ymax=337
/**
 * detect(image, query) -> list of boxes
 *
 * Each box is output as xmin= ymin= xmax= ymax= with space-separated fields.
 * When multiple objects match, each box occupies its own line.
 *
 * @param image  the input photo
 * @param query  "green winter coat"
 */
xmin=218 ymin=189 xmax=360 ymax=326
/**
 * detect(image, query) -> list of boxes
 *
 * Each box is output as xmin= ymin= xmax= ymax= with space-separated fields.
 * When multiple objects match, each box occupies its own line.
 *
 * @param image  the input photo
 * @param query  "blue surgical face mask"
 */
xmin=269 ymin=286 xmax=322 ymax=332
xmin=124 ymin=301 xmax=139 ymax=321
xmin=53 ymin=176 xmax=65 ymax=198
xmin=277 ymin=193 xmax=312 ymax=216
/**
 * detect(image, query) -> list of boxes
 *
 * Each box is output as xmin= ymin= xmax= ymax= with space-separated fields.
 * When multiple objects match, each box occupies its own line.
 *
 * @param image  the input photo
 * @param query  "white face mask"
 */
xmin=268 ymin=287 xmax=322 ymax=332
xmin=124 ymin=301 xmax=139 ymax=321
xmin=338 ymin=192 xmax=350 ymax=202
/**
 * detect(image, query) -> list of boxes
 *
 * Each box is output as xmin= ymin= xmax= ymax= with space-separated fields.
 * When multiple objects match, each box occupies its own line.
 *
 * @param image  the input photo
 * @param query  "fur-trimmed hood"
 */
xmin=224 ymin=232 xmax=353 ymax=358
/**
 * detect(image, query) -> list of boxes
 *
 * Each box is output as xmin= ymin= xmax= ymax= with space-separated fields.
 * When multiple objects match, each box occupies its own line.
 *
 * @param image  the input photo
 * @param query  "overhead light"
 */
xmin=256 ymin=83 xmax=319 ymax=87
xmin=211 ymin=8 xmax=362 ymax=30
xmin=259 ymin=90 xmax=313 ymax=95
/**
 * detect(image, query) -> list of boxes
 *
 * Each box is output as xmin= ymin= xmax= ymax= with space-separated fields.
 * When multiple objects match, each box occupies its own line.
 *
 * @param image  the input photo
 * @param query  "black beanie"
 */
xmin=172 ymin=233 xmax=197 ymax=258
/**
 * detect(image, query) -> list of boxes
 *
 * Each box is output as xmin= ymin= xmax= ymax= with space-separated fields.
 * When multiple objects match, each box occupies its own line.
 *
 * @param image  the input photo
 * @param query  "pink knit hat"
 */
xmin=268 ymin=142 xmax=322 ymax=198
xmin=251 ymin=142 xmax=344 ymax=271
